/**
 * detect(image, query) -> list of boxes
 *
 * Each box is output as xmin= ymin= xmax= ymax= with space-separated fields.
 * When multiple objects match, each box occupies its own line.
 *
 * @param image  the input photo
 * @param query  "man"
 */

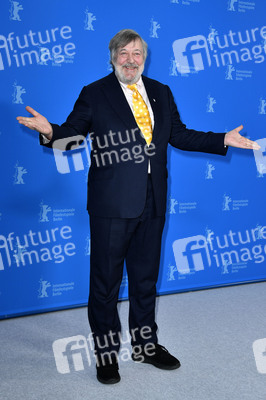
xmin=17 ymin=29 xmax=260 ymax=385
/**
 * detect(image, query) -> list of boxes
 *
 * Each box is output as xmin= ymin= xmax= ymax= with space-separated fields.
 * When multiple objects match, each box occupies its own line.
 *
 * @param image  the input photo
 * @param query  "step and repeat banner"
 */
xmin=0 ymin=0 xmax=265 ymax=318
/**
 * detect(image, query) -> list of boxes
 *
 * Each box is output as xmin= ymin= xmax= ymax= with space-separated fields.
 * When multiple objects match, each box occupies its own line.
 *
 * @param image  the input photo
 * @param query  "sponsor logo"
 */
xmin=227 ymin=0 xmax=256 ymax=13
xmin=258 ymin=97 xmax=266 ymax=114
xmin=9 ymin=0 xmax=23 ymax=21
xmin=13 ymin=161 xmax=27 ymax=184
xmin=225 ymin=63 xmax=253 ymax=80
xmin=222 ymin=194 xmax=249 ymax=211
xmin=150 ymin=18 xmax=160 ymax=38
xmin=168 ymin=196 xmax=178 ymax=214
xmin=85 ymin=235 xmax=90 ymax=256
xmin=12 ymin=81 xmax=26 ymax=104
xmin=84 ymin=9 xmax=96 ymax=31
xmin=167 ymin=263 xmax=179 ymax=281
xmin=168 ymin=197 xmax=197 ymax=214
xmin=39 ymin=201 xmax=52 ymax=222
xmin=205 ymin=161 xmax=215 ymax=179
xmin=38 ymin=278 xmax=75 ymax=298
xmin=170 ymin=0 xmax=201 ymax=5
xmin=206 ymin=94 xmax=216 ymax=113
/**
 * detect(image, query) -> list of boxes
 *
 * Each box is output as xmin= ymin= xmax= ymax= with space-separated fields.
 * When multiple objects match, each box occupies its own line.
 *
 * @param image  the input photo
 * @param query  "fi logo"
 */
xmin=253 ymin=338 xmax=266 ymax=374
xmin=52 ymin=135 xmax=90 ymax=174
xmin=52 ymin=335 xmax=91 ymax=374
xmin=172 ymin=235 xmax=211 ymax=274
xmin=172 ymin=35 xmax=211 ymax=74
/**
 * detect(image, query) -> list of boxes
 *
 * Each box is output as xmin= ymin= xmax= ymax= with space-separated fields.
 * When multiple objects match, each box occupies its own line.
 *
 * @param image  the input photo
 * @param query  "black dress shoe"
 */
xmin=96 ymin=359 xmax=121 ymax=384
xmin=132 ymin=344 xmax=181 ymax=370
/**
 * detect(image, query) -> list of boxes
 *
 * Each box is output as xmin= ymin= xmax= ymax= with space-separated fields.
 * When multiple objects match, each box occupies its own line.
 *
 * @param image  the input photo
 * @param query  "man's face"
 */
xmin=114 ymin=39 xmax=145 ymax=84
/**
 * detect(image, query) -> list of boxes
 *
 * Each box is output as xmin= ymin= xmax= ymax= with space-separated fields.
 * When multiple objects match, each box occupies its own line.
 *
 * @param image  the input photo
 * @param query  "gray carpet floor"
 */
xmin=1 ymin=282 xmax=266 ymax=400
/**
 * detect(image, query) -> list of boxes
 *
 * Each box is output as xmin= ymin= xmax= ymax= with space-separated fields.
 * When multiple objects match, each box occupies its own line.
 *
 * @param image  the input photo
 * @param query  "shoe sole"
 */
xmin=97 ymin=375 xmax=121 ymax=384
xmin=132 ymin=355 xmax=181 ymax=370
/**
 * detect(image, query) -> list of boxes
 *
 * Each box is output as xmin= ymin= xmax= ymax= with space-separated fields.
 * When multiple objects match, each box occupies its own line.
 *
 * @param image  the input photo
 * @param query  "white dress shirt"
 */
xmin=119 ymin=77 xmax=154 ymax=173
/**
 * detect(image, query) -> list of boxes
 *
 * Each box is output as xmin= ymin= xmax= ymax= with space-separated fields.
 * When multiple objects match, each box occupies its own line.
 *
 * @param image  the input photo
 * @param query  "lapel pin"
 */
xmin=153 ymin=99 xmax=156 ymax=102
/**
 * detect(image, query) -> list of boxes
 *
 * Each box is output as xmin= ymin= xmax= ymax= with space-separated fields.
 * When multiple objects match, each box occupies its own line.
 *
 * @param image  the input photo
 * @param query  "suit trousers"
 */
xmin=88 ymin=175 xmax=165 ymax=362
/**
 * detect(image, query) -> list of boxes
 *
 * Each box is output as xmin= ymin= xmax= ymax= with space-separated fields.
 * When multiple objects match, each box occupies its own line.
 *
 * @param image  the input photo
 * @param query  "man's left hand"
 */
xmin=224 ymin=125 xmax=260 ymax=150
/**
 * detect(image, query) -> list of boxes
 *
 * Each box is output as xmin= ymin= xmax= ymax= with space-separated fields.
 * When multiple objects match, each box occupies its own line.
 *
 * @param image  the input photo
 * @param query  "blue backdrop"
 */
xmin=1 ymin=0 xmax=265 ymax=319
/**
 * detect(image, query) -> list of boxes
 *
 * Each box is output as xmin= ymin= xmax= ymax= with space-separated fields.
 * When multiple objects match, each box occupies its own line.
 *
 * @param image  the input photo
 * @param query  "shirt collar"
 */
xmin=119 ymin=76 xmax=143 ymax=90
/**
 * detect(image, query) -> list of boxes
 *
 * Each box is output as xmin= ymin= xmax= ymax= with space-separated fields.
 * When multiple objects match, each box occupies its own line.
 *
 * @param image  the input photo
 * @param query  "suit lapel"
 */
xmin=142 ymin=76 xmax=162 ymax=144
xmin=101 ymin=73 xmax=162 ymax=146
xmin=101 ymin=73 xmax=146 ymax=145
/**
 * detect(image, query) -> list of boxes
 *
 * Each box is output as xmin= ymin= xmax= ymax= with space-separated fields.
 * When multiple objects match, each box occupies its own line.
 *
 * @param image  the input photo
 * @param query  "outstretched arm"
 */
xmin=224 ymin=125 xmax=260 ymax=150
xmin=16 ymin=106 xmax=53 ymax=140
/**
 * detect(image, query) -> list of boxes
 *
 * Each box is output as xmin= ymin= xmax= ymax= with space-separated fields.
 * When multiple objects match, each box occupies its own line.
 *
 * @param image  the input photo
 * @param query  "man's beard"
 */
xmin=114 ymin=62 xmax=144 ymax=84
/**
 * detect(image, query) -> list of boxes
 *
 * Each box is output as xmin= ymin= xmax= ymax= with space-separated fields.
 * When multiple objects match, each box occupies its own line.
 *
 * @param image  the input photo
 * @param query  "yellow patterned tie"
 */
xmin=127 ymin=84 xmax=153 ymax=145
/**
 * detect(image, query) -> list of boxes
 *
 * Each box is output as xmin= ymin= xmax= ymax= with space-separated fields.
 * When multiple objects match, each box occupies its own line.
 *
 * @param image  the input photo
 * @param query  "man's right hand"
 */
xmin=17 ymin=106 xmax=53 ymax=140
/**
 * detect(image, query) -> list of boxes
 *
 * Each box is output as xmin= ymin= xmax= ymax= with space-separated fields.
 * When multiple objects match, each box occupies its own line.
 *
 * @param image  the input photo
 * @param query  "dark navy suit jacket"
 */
xmin=41 ymin=72 xmax=227 ymax=218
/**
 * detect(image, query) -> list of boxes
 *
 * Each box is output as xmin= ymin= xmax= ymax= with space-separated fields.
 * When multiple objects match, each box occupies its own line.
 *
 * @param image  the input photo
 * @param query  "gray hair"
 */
xmin=109 ymin=29 xmax=148 ymax=68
